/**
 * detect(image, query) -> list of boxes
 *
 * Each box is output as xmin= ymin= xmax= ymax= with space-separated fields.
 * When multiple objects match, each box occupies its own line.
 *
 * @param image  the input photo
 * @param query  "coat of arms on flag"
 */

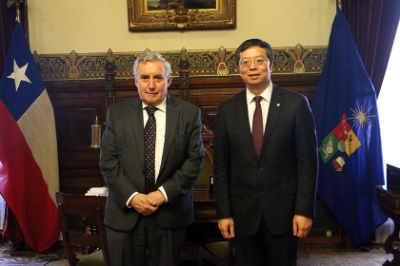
xmin=320 ymin=113 xmax=360 ymax=171
xmin=319 ymin=100 xmax=377 ymax=172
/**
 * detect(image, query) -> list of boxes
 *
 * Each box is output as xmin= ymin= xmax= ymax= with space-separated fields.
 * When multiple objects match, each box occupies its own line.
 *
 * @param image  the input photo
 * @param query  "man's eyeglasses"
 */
xmin=239 ymin=57 xmax=269 ymax=69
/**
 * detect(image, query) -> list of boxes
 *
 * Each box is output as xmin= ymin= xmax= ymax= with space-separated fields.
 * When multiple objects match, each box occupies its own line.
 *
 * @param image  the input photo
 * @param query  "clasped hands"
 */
xmin=130 ymin=190 xmax=166 ymax=216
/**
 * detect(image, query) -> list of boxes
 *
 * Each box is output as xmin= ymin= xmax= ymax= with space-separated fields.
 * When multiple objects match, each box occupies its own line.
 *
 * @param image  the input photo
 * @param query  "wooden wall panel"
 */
xmin=46 ymin=73 xmax=320 ymax=194
xmin=47 ymin=81 xmax=107 ymax=194
xmin=45 ymin=73 xmax=344 ymax=246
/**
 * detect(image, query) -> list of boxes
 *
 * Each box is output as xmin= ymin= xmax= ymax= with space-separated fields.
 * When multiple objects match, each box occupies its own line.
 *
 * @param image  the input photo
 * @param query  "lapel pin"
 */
xmin=276 ymin=102 xmax=281 ymax=107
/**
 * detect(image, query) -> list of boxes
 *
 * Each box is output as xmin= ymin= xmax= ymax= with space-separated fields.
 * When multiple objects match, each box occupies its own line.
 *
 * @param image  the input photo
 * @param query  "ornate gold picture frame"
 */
xmin=127 ymin=0 xmax=236 ymax=31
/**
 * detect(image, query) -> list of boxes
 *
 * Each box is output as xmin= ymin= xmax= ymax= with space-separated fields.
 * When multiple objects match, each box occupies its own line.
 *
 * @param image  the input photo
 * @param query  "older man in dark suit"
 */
xmin=100 ymin=50 xmax=204 ymax=266
xmin=213 ymin=39 xmax=318 ymax=266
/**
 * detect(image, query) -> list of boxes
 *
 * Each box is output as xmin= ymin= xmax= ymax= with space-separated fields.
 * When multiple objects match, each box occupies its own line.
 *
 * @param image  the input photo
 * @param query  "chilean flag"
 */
xmin=0 ymin=22 xmax=59 ymax=252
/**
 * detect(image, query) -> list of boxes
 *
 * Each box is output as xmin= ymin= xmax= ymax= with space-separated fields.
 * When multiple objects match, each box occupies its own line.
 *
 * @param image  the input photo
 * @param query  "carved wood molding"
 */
xmin=35 ymin=45 xmax=326 ymax=81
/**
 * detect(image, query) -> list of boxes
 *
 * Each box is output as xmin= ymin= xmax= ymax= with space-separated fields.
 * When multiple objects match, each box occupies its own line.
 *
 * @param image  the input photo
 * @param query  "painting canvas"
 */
xmin=128 ymin=0 xmax=236 ymax=31
xmin=147 ymin=0 xmax=217 ymax=10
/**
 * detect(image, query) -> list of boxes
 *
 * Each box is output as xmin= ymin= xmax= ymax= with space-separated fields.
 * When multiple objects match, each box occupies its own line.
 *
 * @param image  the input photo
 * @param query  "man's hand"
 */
xmin=129 ymin=193 xmax=158 ymax=216
xmin=147 ymin=190 xmax=166 ymax=207
xmin=292 ymin=214 xmax=313 ymax=238
xmin=218 ymin=218 xmax=235 ymax=239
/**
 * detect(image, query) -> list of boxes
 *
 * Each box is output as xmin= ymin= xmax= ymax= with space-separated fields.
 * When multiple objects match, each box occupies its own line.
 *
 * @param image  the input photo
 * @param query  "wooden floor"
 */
xmin=0 ymin=240 xmax=392 ymax=266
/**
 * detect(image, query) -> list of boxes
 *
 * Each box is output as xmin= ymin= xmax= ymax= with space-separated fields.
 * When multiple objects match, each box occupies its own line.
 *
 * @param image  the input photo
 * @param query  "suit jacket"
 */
xmin=99 ymin=96 xmax=204 ymax=231
xmin=213 ymin=85 xmax=318 ymax=235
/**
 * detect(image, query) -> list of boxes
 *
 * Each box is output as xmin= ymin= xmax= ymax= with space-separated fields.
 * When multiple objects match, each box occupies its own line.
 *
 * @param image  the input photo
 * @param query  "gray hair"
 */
xmin=133 ymin=49 xmax=172 ymax=80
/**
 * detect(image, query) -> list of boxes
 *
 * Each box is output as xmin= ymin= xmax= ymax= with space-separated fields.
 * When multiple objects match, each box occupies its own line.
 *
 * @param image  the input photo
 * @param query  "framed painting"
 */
xmin=127 ymin=0 xmax=236 ymax=31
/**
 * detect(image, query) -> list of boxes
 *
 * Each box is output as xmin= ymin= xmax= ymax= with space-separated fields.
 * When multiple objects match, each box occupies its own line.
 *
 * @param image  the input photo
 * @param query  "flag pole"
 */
xmin=6 ymin=0 xmax=23 ymax=23
xmin=336 ymin=0 xmax=342 ymax=10
xmin=15 ymin=1 xmax=21 ymax=23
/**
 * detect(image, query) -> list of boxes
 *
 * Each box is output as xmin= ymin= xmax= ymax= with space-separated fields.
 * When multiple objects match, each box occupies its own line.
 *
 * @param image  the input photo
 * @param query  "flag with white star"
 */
xmin=311 ymin=10 xmax=386 ymax=246
xmin=0 ymin=22 xmax=59 ymax=252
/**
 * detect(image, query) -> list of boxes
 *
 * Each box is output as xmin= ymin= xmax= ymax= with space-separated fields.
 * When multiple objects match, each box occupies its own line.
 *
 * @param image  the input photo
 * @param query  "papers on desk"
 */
xmin=85 ymin=186 xmax=108 ymax=197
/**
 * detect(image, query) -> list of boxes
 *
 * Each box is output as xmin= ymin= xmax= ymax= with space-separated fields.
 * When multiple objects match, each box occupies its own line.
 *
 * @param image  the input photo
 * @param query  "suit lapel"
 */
xmin=235 ymin=91 xmax=256 ymax=156
xmin=159 ymin=96 xmax=179 ymax=174
xmin=260 ymin=85 xmax=283 ymax=157
xmin=130 ymin=98 xmax=145 ymax=168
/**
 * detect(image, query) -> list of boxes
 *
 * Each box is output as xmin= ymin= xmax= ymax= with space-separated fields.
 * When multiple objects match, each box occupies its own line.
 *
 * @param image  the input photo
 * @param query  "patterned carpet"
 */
xmin=298 ymin=247 xmax=392 ymax=266
xmin=0 ymin=241 xmax=67 ymax=266
xmin=0 ymin=241 xmax=393 ymax=266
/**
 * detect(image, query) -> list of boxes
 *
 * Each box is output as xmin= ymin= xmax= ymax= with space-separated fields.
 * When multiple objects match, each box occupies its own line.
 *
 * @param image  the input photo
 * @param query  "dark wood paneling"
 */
xmin=188 ymin=74 xmax=320 ymax=132
xmin=46 ymin=72 xmax=345 ymax=246
xmin=47 ymin=80 xmax=107 ymax=194
xmin=46 ymin=74 xmax=320 ymax=193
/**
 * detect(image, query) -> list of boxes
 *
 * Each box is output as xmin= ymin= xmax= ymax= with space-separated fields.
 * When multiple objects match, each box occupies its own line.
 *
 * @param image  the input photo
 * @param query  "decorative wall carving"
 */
xmin=36 ymin=45 xmax=326 ymax=81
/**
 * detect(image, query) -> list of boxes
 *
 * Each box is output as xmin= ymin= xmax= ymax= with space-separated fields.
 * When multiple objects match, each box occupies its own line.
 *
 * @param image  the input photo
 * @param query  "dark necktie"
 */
xmin=252 ymin=96 xmax=263 ymax=156
xmin=144 ymin=106 xmax=157 ymax=193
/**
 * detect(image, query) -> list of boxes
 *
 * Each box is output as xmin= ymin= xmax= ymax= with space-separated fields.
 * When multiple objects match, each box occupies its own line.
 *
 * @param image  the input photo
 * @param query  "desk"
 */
xmin=376 ymin=186 xmax=400 ymax=266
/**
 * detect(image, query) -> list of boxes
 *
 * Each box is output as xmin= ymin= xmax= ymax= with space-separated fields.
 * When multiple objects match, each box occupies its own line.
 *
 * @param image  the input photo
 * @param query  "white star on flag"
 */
xmin=7 ymin=59 xmax=32 ymax=91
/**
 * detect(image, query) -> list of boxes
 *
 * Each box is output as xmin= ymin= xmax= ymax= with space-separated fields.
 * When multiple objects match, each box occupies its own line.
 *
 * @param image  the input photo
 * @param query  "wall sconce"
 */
xmin=90 ymin=116 xmax=101 ymax=149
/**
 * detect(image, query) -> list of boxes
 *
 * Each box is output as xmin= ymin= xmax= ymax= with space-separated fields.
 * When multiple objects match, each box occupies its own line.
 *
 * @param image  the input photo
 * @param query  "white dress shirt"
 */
xmin=126 ymin=98 xmax=168 ymax=207
xmin=246 ymin=82 xmax=273 ymax=134
xmin=142 ymin=100 xmax=166 ymax=182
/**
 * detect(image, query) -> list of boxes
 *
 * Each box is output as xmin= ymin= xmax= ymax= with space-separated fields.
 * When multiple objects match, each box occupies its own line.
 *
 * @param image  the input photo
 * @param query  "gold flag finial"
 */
xmin=337 ymin=0 xmax=342 ymax=10
xmin=6 ymin=0 xmax=23 ymax=22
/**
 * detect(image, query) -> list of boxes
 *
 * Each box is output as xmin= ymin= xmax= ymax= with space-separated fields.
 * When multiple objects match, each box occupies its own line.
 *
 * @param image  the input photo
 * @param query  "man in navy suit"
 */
xmin=213 ymin=39 xmax=318 ymax=266
xmin=100 ymin=50 xmax=204 ymax=266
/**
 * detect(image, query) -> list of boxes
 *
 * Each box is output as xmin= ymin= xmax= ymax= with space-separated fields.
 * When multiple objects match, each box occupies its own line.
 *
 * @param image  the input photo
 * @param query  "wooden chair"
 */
xmin=194 ymin=144 xmax=214 ymax=196
xmin=56 ymin=192 xmax=110 ymax=266
xmin=194 ymin=145 xmax=236 ymax=265
xmin=193 ymin=144 xmax=217 ymax=223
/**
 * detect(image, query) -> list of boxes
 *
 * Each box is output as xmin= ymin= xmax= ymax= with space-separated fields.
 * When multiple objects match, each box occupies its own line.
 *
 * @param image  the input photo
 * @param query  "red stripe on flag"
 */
xmin=0 ymin=100 xmax=59 ymax=252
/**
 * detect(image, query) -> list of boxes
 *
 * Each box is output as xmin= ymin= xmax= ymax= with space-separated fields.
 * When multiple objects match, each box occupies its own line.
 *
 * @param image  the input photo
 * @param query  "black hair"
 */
xmin=235 ymin=38 xmax=274 ymax=64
